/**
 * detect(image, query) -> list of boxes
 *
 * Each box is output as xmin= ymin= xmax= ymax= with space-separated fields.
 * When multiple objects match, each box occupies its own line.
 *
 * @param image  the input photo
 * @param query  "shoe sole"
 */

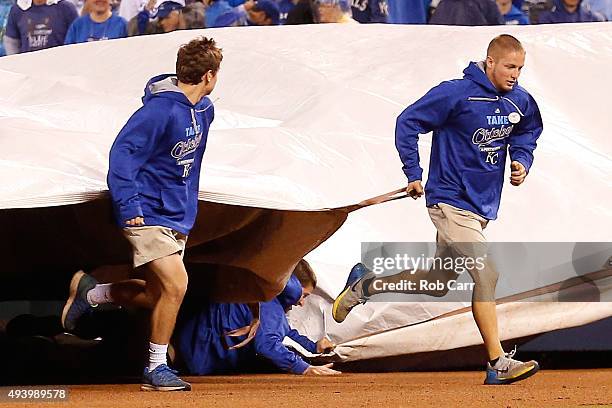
xmin=332 ymin=285 xmax=352 ymax=323
xmin=61 ymin=270 xmax=85 ymax=331
xmin=141 ymin=384 xmax=191 ymax=392
xmin=484 ymin=362 xmax=540 ymax=385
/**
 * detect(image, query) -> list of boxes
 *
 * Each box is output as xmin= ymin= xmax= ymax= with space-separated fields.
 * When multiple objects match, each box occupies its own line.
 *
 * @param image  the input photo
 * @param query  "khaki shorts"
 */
xmin=427 ymin=202 xmax=489 ymax=272
xmin=122 ymin=226 xmax=187 ymax=268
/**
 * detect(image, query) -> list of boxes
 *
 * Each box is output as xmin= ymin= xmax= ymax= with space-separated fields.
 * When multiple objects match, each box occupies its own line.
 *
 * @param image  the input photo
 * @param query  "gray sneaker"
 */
xmin=61 ymin=270 xmax=98 ymax=332
xmin=484 ymin=347 xmax=539 ymax=385
xmin=332 ymin=263 xmax=376 ymax=323
xmin=141 ymin=364 xmax=191 ymax=392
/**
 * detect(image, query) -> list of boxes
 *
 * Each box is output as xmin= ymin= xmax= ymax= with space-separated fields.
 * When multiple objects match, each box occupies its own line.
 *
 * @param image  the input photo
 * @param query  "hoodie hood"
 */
xmin=143 ymin=73 xmax=192 ymax=106
xmin=142 ymin=74 xmax=212 ymax=111
xmin=463 ymin=61 xmax=511 ymax=94
xmin=276 ymin=275 xmax=302 ymax=310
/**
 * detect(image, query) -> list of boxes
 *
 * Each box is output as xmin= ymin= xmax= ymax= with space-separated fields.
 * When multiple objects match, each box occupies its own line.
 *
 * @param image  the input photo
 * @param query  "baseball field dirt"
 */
xmin=3 ymin=369 xmax=611 ymax=407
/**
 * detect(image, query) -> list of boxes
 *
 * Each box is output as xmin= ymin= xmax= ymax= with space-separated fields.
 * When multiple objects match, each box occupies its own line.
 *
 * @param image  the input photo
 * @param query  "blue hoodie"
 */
xmin=107 ymin=74 xmax=214 ymax=235
xmin=176 ymin=275 xmax=317 ymax=375
xmin=538 ymin=0 xmax=603 ymax=23
xmin=395 ymin=62 xmax=543 ymax=220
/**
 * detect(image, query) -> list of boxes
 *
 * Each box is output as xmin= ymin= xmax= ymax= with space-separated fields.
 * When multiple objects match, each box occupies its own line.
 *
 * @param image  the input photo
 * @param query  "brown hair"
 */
xmin=487 ymin=34 xmax=525 ymax=59
xmin=176 ymin=36 xmax=223 ymax=85
xmin=292 ymin=259 xmax=317 ymax=290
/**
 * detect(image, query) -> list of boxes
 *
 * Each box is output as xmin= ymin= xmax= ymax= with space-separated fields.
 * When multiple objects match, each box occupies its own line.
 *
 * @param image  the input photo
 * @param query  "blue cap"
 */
xmin=253 ymin=0 xmax=280 ymax=25
xmin=156 ymin=1 xmax=183 ymax=19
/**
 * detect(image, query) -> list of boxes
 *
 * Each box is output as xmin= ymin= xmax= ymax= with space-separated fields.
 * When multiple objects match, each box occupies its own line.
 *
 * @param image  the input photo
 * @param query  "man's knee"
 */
xmin=162 ymin=279 xmax=188 ymax=303
xmin=468 ymin=263 xmax=499 ymax=298
xmin=147 ymin=254 xmax=188 ymax=302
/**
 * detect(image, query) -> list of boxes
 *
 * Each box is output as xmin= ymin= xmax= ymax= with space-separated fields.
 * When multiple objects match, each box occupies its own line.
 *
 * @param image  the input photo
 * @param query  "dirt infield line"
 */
xmin=3 ymin=369 xmax=611 ymax=408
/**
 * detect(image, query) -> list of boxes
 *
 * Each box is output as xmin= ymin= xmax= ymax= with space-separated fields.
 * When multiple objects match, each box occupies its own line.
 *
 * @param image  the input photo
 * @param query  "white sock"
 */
xmin=86 ymin=283 xmax=114 ymax=305
xmin=148 ymin=342 xmax=168 ymax=371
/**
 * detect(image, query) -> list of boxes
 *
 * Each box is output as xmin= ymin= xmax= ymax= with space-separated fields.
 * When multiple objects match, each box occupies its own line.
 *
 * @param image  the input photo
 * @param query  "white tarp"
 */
xmin=1 ymin=22 xmax=611 ymax=363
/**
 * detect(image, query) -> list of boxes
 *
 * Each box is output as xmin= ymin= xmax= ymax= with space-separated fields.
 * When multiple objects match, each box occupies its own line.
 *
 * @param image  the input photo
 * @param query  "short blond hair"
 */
xmin=487 ymin=34 xmax=525 ymax=59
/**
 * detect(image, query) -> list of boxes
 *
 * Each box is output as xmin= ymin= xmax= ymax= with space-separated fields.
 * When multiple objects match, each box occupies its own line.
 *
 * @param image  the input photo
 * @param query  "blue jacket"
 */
xmin=176 ymin=275 xmax=317 ymax=375
xmin=503 ymin=4 xmax=530 ymax=24
xmin=538 ymin=0 xmax=603 ymax=23
xmin=395 ymin=62 xmax=543 ymax=220
xmin=107 ymin=74 xmax=214 ymax=234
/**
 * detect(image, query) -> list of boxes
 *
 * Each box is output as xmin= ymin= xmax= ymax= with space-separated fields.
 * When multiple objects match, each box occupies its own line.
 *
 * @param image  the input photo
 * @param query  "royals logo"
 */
xmin=472 ymin=124 xmax=514 ymax=166
xmin=472 ymin=125 xmax=514 ymax=147
xmin=171 ymin=124 xmax=203 ymax=178
xmin=171 ymin=131 xmax=202 ymax=160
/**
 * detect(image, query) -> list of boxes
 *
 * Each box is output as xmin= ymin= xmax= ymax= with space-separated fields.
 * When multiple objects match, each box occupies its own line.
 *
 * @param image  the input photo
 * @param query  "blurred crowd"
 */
xmin=0 ymin=0 xmax=610 ymax=56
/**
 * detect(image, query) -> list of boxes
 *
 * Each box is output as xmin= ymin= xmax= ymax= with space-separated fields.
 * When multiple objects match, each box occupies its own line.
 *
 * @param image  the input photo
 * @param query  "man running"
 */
xmin=333 ymin=34 xmax=543 ymax=385
xmin=61 ymin=36 xmax=222 ymax=391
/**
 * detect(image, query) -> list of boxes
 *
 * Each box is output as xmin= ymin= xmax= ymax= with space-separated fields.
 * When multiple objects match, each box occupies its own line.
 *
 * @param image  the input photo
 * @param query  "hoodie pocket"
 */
xmin=160 ymin=188 xmax=188 ymax=216
xmin=460 ymin=170 xmax=504 ymax=215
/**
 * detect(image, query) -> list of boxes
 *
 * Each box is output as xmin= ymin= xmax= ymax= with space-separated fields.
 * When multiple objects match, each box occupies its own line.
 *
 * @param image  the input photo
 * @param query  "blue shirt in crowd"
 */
xmin=64 ymin=13 xmax=127 ymax=44
xmin=538 ymin=0 xmax=603 ymax=22
xmin=6 ymin=0 xmax=77 ymax=53
xmin=205 ymin=0 xmax=232 ymax=27
xmin=278 ymin=0 xmax=294 ymax=24
xmin=0 ymin=0 xmax=14 ymax=56
xmin=387 ymin=0 xmax=428 ymax=23
xmin=351 ymin=0 xmax=389 ymax=23
xmin=502 ymin=4 xmax=529 ymax=24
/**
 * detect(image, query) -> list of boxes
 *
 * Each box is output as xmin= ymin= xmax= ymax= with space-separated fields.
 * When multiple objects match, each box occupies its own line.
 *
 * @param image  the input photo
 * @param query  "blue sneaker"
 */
xmin=332 ymin=263 xmax=375 ymax=323
xmin=141 ymin=364 xmax=191 ymax=391
xmin=484 ymin=348 xmax=540 ymax=385
xmin=61 ymin=270 xmax=98 ymax=332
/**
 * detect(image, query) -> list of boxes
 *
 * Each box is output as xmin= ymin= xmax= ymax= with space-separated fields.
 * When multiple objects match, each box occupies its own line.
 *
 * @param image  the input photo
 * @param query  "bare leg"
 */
xmin=472 ymin=301 xmax=504 ymax=360
xmin=109 ymin=279 xmax=155 ymax=309
xmin=145 ymin=254 xmax=188 ymax=345
xmin=89 ymin=265 xmax=157 ymax=309
xmin=468 ymin=260 xmax=504 ymax=360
